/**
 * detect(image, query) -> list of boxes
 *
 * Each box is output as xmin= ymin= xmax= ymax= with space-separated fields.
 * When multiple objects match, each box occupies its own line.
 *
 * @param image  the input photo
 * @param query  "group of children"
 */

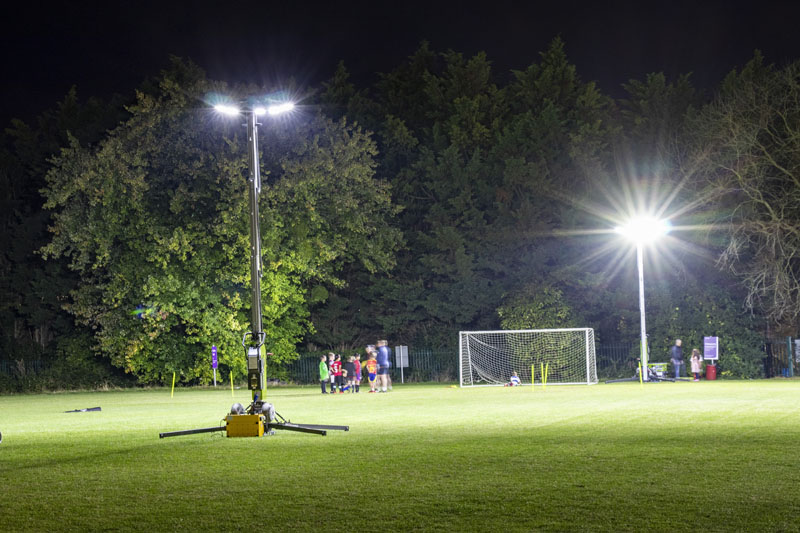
xmin=318 ymin=349 xmax=383 ymax=394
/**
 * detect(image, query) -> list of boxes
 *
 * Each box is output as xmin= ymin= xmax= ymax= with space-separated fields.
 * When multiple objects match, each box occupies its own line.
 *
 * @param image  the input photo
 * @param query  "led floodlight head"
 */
xmin=267 ymin=101 xmax=295 ymax=116
xmin=614 ymin=216 xmax=671 ymax=245
xmin=214 ymin=104 xmax=241 ymax=116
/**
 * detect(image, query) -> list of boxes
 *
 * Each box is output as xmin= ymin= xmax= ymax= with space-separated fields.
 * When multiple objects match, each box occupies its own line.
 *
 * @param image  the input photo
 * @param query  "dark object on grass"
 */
xmin=159 ymin=401 xmax=349 ymax=439
xmin=158 ymin=420 xmax=349 ymax=439
xmin=0 ymin=430 xmax=3 ymax=443
xmin=606 ymin=365 xmax=676 ymax=384
xmin=159 ymin=426 xmax=226 ymax=438
xmin=64 ymin=407 xmax=102 ymax=413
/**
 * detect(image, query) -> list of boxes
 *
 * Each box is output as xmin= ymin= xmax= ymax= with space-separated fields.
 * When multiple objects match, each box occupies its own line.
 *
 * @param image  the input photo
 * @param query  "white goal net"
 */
xmin=459 ymin=328 xmax=597 ymax=387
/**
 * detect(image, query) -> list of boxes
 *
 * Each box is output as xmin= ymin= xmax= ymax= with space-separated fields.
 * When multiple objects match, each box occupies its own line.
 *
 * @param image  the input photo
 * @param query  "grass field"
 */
xmin=1 ymin=380 xmax=799 ymax=532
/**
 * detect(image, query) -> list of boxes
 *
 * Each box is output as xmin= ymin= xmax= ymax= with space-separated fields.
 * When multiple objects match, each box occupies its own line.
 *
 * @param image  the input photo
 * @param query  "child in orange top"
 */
xmin=364 ymin=351 xmax=379 ymax=393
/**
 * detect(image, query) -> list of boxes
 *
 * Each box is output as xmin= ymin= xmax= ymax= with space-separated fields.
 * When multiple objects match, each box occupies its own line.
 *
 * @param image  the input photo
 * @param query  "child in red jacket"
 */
xmin=331 ymin=354 xmax=344 ymax=394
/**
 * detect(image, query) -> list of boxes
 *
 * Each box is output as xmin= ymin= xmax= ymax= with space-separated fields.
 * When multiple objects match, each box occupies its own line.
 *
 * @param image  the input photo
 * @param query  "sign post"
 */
xmin=395 ymin=345 xmax=409 ymax=384
xmin=211 ymin=345 xmax=218 ymax=387
xmin=703 ymin=337 xmax=719 ymax=361
xmin=703 ymin=336 xmax=719 ymax=380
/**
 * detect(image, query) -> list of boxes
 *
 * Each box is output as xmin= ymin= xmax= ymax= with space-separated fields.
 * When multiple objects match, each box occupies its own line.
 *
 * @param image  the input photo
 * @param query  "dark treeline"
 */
xmin=2 ymin=40 xmax=799 ymax=390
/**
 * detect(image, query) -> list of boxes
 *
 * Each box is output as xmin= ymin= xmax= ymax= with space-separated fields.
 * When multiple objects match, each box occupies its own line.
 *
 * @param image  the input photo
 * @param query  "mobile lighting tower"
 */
xmin=159 ymin=100 xmax=347 ymax=438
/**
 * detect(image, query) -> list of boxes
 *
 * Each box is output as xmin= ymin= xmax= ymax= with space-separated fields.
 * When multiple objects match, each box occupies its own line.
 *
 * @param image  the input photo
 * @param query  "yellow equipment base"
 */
xmin=225 ymin=414 xmax=265 ymax=437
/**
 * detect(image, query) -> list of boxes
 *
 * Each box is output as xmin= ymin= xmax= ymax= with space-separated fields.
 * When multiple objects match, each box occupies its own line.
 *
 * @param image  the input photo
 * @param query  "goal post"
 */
xmin=459 ymin=328 xmax=597 ymax=387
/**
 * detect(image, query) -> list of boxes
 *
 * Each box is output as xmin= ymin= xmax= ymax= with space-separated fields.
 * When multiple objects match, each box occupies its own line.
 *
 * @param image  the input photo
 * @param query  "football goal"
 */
xmin=459 ymin=328 xmax=598 ymax=387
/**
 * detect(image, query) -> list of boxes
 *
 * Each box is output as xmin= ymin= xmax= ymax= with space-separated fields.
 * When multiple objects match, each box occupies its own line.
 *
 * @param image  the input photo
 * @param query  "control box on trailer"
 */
xmin=225 ymin=414 xmax=264 ymax=437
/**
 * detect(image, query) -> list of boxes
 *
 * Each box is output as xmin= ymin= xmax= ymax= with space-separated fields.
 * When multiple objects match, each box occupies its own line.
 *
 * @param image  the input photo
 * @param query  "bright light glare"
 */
xmin=214 ymin=104 xmax=241 ymax=116
xmin=253 ymin=106 xmax=267 ymax=116
xmin=615 ymin=217 xmax=671 ymax=244
xmin=267 ymin=102 xmax=295 ymax=116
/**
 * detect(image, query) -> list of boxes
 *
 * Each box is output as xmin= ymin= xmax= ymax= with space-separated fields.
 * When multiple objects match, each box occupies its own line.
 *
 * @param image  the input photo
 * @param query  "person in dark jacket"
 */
xmin=670 ymin=339 xmax=684 ymax=379
xmin=376 ymin=340 xmax=392 ymax=392
xmin=344 ymin=356 xmax=357 ymax=393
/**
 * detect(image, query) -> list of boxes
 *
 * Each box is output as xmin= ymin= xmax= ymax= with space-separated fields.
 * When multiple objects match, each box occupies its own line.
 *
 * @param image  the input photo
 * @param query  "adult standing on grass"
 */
xmin=670 ymin=339 xmax=684 ymax=379
xmin=319 ymin=355 xmax=329 ymax=393
xmin=376 ymin=340 xmax=391 ymax=392
xmin=690 ymin=348 xmax=703 ymax=381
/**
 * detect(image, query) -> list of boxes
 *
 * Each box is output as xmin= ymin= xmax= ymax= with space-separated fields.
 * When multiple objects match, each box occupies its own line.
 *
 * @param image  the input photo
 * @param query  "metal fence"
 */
xmin=285 ymin=356 xmax=321 ymax=384
xmin=284 ymin=344 xmax=639 ymax=384
xmin=3 ymin=339 xmax=794 ymax=382
xmin=595 ymin=342 xmax=638 ymax=379
xmin=398 ymin=347 xmax=457 ymax=382
xmin=284 ymin=347 xmax=458 ymax=384
xmin=763 ymin=337 xmax=795 ymax=378
xmin=0 ymin=359 xmax=47 ymax=377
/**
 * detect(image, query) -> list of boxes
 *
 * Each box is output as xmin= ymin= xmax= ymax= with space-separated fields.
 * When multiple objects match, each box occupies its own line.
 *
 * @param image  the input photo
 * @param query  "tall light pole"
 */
xmin=159 ymin=99 xmax=349 ymax=439
xmin=615 ymin=217 xmax=670 ymax=381
xmin=214 ymin=101 xmax=294 ymax=400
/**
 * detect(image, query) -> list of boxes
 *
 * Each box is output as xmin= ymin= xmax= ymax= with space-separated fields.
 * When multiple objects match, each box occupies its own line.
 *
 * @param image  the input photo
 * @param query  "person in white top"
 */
xmin=505 ymin=371 xmax=521 ymax=387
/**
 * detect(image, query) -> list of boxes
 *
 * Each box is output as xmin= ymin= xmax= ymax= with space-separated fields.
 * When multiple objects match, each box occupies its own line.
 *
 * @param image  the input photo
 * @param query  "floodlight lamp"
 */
xmin=267 ymin=102 xmax=295 ymax=116
xmin=253 ymin=106 xmax=267 ymax=116
xmin=614 ymin=216 xmax=671 ymax=245
xmin=214 ymin=104 xmax=241 ymax=116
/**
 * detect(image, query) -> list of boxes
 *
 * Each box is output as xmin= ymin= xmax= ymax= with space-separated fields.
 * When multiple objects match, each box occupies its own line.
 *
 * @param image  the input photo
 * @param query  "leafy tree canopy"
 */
xmin=317 ymin=38 xmax=617 ymax=347
xmin=41 ymin=59 xmax=400 ymax=383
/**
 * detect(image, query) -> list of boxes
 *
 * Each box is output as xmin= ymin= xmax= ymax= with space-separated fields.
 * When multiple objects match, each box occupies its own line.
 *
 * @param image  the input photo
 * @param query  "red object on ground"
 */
xmin=706 ymin=364 xmax=717 ymax=380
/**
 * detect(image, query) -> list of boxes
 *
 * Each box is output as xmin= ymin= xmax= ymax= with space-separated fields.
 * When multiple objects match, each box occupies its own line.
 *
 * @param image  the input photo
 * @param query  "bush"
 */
xmin=613 ymin=279 xmax=766 ymax=379
xmin=45 ymin=333 xmax=131 ymax=390
xmin=0 ymin=333 xmax=133 ymax=393
xmin=717 ymin=336 xmax=766 ymax=379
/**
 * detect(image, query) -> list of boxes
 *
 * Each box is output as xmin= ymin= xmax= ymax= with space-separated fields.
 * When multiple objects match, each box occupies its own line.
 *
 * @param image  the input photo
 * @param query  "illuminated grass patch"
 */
xmin=1 ymin=381 xmax=799 ymax=531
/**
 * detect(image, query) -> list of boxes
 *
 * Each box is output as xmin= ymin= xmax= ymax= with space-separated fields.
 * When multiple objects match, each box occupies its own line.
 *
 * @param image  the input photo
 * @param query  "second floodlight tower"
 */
xmin=615 ymin=216 xmax=670 ymax=381
xmin=214 ymin=100 xmax=294 ymax=400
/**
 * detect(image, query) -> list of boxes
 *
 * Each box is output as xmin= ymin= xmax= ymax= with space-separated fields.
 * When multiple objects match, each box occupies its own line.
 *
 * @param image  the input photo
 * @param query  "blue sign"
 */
xmin=703 ymin=337 xmax=719 ymax=360
xmin=211 ymin=346 xmax=218 ymax=369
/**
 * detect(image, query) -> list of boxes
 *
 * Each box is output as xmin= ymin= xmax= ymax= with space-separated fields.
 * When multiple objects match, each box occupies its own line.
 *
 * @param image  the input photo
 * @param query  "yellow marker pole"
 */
xmin=170 ymin=372 xmax=176 ymax=398
xmin=545 ymin=363 xmax=549 ymax=388
xmin=230 ymin=371 xmax=235 ymax=397
xmin=540 ymin=363 xmax=545 ymax=391
xmin=638 ymin=361 xmax=644 ymax=388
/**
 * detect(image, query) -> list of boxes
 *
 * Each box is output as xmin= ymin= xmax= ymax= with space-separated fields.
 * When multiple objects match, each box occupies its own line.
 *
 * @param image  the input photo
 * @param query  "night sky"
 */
xmin=2 ymin=0 xmax=800 ymax=125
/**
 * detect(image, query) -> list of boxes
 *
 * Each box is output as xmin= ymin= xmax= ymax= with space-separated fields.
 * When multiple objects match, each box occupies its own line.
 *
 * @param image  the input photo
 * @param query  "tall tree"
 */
xmin=319 ymin=39 xmax=616 ymax=346
xmin=41 ymin=60 xmax=399 ymax=383
xmin=0 ymin=88 xmax=127 ymax=364
xmin=688 ymin=54 xmax=800 ymax=330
